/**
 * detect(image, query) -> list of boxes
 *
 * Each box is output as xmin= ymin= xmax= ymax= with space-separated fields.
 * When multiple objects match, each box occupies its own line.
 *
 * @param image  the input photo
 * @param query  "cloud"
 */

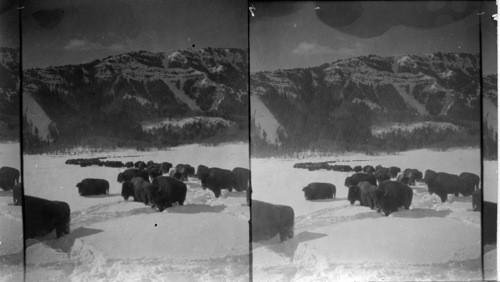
xmin=63 ymin=39 xmax=126 ymax=51
xmin=292 ymin=41 xmax=360 ymax=56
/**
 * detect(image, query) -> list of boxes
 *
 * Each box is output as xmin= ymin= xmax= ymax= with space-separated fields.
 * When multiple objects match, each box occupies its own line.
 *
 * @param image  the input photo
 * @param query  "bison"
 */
xmin=134 ymin=161 xmax=147 ymax=170
xmin=402 ymin=168 xmax=423 ymax=186
xmin=388 ymin=166 xmax=401 ymax=178
xmin=148 ymin=176 xmax=187 ymax=212
xmin=374 ymin=171 xmax=391 ymax=184
xmin=205 ymin=168 xmax=236 ymax=198
xmin=344 ymin=173 xmax=377 ymax=187
xmin=426 ymin=172 xmax=464 ymax=202
xmin=362 ymin=165 xmax=375 ymax=174
xmin=353 ymin=165 xmax=363 ymax=172
xmin=122 ymin=177 xmax=152 ymax=205
xmin=423 ymin=169 xmax=438 ymax=185
xmin=117 ymin=168 xmax=149 ymax=183
xmin=232 ymin=167 xmax=250 ymax=192
xmin=76 ymin=178 xmax=109 ymax=196
xmin=252 ymin=200 xmax=294 ymax=242
xmin=175 ymin=164 xmax=196 ymax=181
xmin=347 ymin=181 xmax=378 ymax=208
xmin=302 ymin=182 xmax=336 ymax=200
xmin=196 ymin=165 xmax=211 ymax=187
xmin=374 ymin=181 xmax=413 ymax=216
xmin=0 ymin=166 xmax=20 ymax=191
xmin=24 ymin=196 xmax=70 ymax=239
xmin=160 ymin=162 xmax=173 ymax=174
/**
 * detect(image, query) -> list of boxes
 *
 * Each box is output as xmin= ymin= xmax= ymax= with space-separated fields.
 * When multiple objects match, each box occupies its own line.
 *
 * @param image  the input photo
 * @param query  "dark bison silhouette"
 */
xmin=174 ymin=164 xmax=196 ymax=181
xmin=344 ymin=173 xmax=377 ymax=187
xmin=426 ymin=172 xmax=463 ymax=202
xmin=148 ymin=176 xmax=187 ymax=212
xmin=252 ymin=200 xmax=294 ymax=242
xmin=347 ymin=181 xmax=377 ymax=208
xmin=122 ymin=177 xmax=152 ymax=205
xmin=397 ymin=174 xmax=409 ymax=185
xmin=76 ymin=178 xmax=109 ymax=196
xmin=375 ymin=171 xmax=390 ymax=184
xmin=374 ymin=180 xmax=413 ymax=216
xmin=134 ymin=161 xmax=147 ymax=170
xmin=472 ymin=188 xmax=481 ymax=212
xmin=24 ymin=195 xmax=70 ymax=239
xmin=13 ymin=182 xmax=22 ymax=206
xmin=423 ymin=169 xmax=438 ymax=185
xmin=362 ymin=165 xmax=375 ymax=174
xmin=117 ymin=168 xmax=149 ymax=183
xmin=160 ymin=162 xmax=173 ymax=174
xmin=232 ymin=167 xmax=250 ymax=192
xmin=205 ymin=168 xmax=236 ymax=198
xmin=146 ymin=163 xmax=163 ymax=180
xmin=353 ymin=165 xmax=363 ymax=172
xmin=388 ymin=166 xmax=401 ymax=178
xmin=302 ymin=182 xmax=336 ymax=200
xmin=375 ymin=165 xmax=389 ymax=175
xmin=459 ymin=172 xmax=480 ymax=195
xmin=0 ymin=166 xmax=20 ymax=191
xmin=402 ymin=168 xmax=423 ymax=186
xmin=196 ymin=165 xmax=211 ymax=187
xmin=125 ymin=161 xmax=134 ymax=168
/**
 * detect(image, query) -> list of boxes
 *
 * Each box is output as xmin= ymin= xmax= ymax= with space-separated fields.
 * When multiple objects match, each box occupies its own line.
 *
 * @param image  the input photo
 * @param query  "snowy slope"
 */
xmin=250 ymin=95 xmax=285 ymax=145
xmin=0 ymin=143 xmax=23 ymax=281
xmin=23 ymin=143 xmax=250 ymax=281
xmin=252 ymin=148 xmax=484 ymax=281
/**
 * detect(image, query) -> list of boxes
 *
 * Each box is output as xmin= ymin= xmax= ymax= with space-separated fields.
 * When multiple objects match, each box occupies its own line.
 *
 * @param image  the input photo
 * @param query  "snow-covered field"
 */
xmin=0 ymin=143 xmax=23 ymax=282
xmin=251 ymin=148 xmax=489 ymax=281
xmin=23 ymin=143 xmax=250 ymax=281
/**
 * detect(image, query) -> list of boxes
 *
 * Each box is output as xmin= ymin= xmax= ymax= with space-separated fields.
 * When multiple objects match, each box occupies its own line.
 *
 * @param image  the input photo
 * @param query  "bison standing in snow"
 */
xmin=76 ymin=178 xmax=109 ymax=196
xmin=402 ymin=168 xmax=423 ymax=186
xmin=252 ymin=200 xmax=295 ymax=242
xmin=122 ymin=177 xmax=152 ymax=205
xmin=347 ymin=181 xmax=378 ymax=208
xmin=0 ymin=166 xmax=20 ymax=191
xmin=24 ymin=196 xmax=70 ymax=239
xmin=426 ymin=172 xmax=463 ymax=202
xmin=148 ymin=176 xmax=187 ymax=212
xmin=117 ymin=168 xmax=149 ymax=183
xmin=362 ymin=165 xmax=375 ymax=174
xmin=388 ymin=166 xmax=401 ymax=178
xmin=302 ymin=182 xmax=336 ymax=200
xmin=344 ymin=173 xmax=377 ymax=187
xmin=459 ymin=172 xmax=480 ymax=195
xmin=204 ymin=167 xmax=236 ymax=197
xmin=374 ymin=180 xmax=413 ymax=216
xmin=232 ymin=167 xmax=250 ymax=192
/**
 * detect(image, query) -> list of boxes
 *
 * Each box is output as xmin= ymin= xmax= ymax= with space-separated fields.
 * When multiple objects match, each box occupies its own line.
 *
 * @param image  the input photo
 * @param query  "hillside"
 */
xmin=251 ymin=53 xmax=490 ymax=154
xmin=0 ymin=47 xmax=20 ymax=141
xmin=23 ymin=48 xmax=248 ymax=152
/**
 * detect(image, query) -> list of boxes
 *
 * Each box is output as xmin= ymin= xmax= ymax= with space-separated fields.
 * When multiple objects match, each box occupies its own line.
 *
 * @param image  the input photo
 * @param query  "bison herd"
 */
xmin=299 ymin=164 xmax=483 ymax=217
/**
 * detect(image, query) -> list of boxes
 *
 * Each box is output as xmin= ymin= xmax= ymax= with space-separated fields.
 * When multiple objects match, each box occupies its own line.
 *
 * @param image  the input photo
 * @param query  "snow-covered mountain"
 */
xmin=251 ymin=53 xmax=484 ymax=145
xmin=23 ymin=48 xmax=248 ymax=142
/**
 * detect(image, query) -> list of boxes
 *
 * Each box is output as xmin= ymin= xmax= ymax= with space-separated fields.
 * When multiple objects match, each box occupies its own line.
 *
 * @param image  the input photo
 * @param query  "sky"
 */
xmin=250 ymin=1 xmax=497 ymax=74
xmin=0 ymin=0 xmax=19 ymax=48
xmin=21 ymin=0 xmax=247 ymax=69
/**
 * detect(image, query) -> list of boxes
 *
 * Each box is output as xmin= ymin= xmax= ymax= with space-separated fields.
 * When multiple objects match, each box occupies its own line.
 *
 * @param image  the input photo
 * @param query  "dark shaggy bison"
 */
xmin=76 ymin=178 xmax=109 ymax=196
xmin=102 ymin=161 xmax=124 ymax=168
xmin=402 ymin=168 xmax=423 ymax=186
xmin=148 ymin=176 xmax=187 ymax=212
xmin=13 ymin=183 xmax=22 ymax=206
xmin=375 ymin=165 xmax=389 ymax=175
xmin=423 ymin=169 xmax=438 ymax=185
xmin=302 ymin=183 xmax=336 ymax=200
xmin=252 ymin=200 xmax=294 ymax=242
xmin=160 ymin=162 xmax=173 ymax=174
xmin=175 ymin=164 xmax=196 ymax=181
xmin=344 ymin=173 xmax=377 ymax=187
xmin=205 ymin=168 xmax=236 ymax=197
xmin=375 ymin=172 xmax=390 ymax=184
xmin=397 ymin=174 xmax=409 ymax=185
xmin=427 ymin=172 xmax=465 ymax=202
xmin=134 ymin=161 xmax=147 ymax=170
xmin=353 ymin=165 xmax=363 ymax=172
xmin=125 ymin=161 xmax=134 ymax=168
xmin=232 ymin=167 xmax=250 ymax=192
xmin=146 ymin=163 xmax=163 ymax=180
xmin=122 ymin=177 xmax=152 ymax=205
xmin=196 ymin=165 xmax=211 ymax=187
xmin=388 ymin=166 xmax=401 ymax=178
xmin=374 ymin=181 xmax=413 ymax=216
xmin=0 ymin=166 xmax=20 ymax=191
xmin=362 ymin=165 xmax=375 ymax=174
xmin=347 ymin=181 xmax=377 ymax=208
xmin=472 ymin=188 xmax=481 ymax=212
xmin=117 ymin=168 xmax=150 ymax=183
xmin=24 ymin=196 xmax=70 ymax=239
xmin=459 ymin=172 xmax=480 ymax=194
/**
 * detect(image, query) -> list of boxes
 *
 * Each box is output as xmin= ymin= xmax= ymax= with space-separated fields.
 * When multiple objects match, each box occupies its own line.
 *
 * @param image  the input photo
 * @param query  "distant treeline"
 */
xmin=23 ymin=116 xmax=248 ymax=154
xmin=251 ymin=116 xmax=484 ymax=158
